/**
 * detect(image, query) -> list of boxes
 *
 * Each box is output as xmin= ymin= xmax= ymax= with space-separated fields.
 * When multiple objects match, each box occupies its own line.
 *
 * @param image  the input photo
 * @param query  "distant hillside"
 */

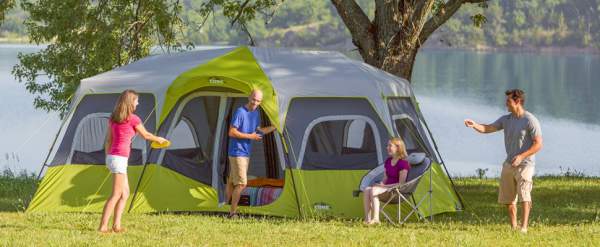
xmin=2 ymin=0 xmax=599 ymax=51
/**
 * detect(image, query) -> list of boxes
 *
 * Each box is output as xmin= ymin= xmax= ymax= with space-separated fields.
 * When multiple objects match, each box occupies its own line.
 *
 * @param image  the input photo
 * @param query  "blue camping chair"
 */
xmin=354 ymin=152 xmax=432 ymax=225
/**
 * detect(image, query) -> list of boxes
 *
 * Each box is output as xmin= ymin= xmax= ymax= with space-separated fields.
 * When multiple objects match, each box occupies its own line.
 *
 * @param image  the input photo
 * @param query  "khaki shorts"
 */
xmin=498 ymin=162 xmax=535 ymax=204
xmin=228 ymin=156 xmax=249 ymax=186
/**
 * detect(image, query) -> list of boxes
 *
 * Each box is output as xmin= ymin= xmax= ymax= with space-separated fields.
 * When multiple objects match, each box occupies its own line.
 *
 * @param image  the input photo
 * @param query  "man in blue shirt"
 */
xmin=226 ymin=89 xmax=276 ymax=218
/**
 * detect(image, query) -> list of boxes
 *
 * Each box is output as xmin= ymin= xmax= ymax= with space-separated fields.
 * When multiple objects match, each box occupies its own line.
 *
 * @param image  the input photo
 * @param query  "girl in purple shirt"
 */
xmin=363 ymin=137 xmax=410 ymax=225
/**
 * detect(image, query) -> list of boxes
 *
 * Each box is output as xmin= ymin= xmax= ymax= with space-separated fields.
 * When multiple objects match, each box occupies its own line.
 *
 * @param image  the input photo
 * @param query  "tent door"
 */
xmin=216 ymin=97 xmax=284 ymax=206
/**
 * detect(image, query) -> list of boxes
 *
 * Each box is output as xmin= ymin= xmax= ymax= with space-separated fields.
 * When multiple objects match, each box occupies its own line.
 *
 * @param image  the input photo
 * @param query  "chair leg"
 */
xmin=379 ymin=190 xmax=433 ymax=225
xmin=379 ymin=192 xmax=398 ymax=225
xmin=400 ymin=194 xmax=430 ymax=224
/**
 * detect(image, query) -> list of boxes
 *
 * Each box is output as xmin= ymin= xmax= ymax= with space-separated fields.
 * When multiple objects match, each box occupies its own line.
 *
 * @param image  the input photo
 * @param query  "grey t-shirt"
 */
xmin=490 ymin=111 xmax=542 ymax=166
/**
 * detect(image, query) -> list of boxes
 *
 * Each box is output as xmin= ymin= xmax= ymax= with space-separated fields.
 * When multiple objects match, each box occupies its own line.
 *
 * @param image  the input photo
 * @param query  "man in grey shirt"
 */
xmin=464 ymin=89 xmax=543 ymax=233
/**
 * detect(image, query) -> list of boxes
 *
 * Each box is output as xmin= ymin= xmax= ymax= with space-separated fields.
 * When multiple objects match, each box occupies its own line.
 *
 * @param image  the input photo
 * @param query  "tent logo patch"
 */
xmin=313 ymin=202 xmax=331 ymax=211
xmin=209 ymin=77 xmax=224 ymax=84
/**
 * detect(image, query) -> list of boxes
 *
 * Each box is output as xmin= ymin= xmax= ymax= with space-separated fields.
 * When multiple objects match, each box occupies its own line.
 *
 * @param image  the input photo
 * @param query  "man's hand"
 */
xmin=464 ymin=119 xmax=498 ymax=134
xmin=464 ymin=119 xmax=477 ymax=128
xmin=248 ymin=132 xmax=263 ymax=141
xmin=511 ymin=154 xmax=524 ymax=167
xmin=257 ymin=126 xmax=277 ymax=135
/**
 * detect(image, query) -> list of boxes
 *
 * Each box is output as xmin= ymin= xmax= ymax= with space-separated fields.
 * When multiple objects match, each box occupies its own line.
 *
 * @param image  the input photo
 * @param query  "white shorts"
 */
xmin=106 ymin=155 xmax=128 ymax=174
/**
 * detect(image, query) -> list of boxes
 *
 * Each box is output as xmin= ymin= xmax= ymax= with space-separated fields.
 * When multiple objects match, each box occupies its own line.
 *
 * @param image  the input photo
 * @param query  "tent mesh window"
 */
xmin=387 ymin=98 xmax=434 ymax=156
xmin=394 ymin=118 xmax=428 ymax=154
xmin=161 ymin=96 xmax=220 ymax=185
xmin=70 ymin=114 xmax=109 ymax=165
xmin=70 ymin=114 xmax=146 ymax=165
xmin=49 ymin=93 xmax=155 ymax=166
xmin=302 ymin=119 xmax=378 ymax=170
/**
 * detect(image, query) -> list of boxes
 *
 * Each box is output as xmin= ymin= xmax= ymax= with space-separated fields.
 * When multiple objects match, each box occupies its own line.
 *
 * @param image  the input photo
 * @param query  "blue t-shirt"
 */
xmin=228 ymin=106 xmax=261 ymax=157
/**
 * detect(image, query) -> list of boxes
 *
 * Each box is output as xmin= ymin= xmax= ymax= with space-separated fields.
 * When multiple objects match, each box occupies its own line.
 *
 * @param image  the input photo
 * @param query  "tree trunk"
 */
xmin=380 ymin=42 xmax=419 ymax=80
xmin=332 ymin=0 xmax=429 ymax=82
xmin=332 ymin=0 xmax=485 ymax=82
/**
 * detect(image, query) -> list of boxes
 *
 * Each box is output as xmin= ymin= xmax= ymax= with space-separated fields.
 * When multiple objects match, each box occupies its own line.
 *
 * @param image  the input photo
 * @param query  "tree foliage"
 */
xmin=12 ymin=0 xmax=185 ymax=116
xmin=0 ymin=0 xmax=16 ymax=24
xmin=8 ymin=0 xmax=600 ymax=115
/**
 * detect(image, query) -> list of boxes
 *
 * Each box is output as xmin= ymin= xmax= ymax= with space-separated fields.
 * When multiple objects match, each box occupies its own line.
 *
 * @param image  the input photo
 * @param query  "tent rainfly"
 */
xmin=28 ymin=46 xmax=463 ymax=219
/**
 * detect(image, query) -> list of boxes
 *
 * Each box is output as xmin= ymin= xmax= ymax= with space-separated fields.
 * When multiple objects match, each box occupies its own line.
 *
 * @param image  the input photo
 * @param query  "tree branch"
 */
xmin=410 ymin=0 xmax=435 ymax=38
xmin=419 ymin=0 xmax=487 ymax=44
xmin=331 ymin=0 xmax=376 ymax=60
xmin=374 ymin=0 xmax=402 ymax=63
xmin=230 ymin=0 xmax=250 ymax=26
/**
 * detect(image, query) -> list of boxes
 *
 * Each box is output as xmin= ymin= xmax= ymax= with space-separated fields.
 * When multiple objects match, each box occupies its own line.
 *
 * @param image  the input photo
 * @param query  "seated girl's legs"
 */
xmin=112 ymin=173 xmax=129 ymax=230
xmin=363 ymin=187 xmax=373 ymax=223
xmin=369 ymin=185 xmax=389 ymax=223
xmin=99 ymin=173 xmax=124 ymax=231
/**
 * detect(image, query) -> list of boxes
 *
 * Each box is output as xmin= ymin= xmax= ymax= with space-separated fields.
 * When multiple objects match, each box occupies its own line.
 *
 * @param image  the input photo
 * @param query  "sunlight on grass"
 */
xmin=1 ymin=170 xmax=599 ymax=246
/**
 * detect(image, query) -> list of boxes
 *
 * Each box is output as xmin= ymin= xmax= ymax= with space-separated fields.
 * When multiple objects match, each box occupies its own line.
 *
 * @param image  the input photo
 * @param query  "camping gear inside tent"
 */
xmin=27 ymin=46 xmax=463 ymax=219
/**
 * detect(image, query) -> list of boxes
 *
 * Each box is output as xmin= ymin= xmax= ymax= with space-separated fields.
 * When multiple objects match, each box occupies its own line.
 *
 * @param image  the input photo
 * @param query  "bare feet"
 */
xmin=365 ymin=220 xmax=380 ymax=226
xmin=112 ymin=226 xmax=126 ymax=233
xmin=97 ymin=227 xmax=110 ymax=233
xmin=227 ymin=212 xmax=239 ymax=219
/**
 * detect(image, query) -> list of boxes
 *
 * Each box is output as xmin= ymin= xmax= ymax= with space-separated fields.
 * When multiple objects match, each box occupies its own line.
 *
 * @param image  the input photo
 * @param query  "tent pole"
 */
xmin=128 ymin=163 xmax=149 ymax=213
xmin=414 ymin=101 xmax=466 ymax=211
xmin=429 ymin=159 xmax=433 ymax=222
xmin=283 ymin=129 xmax=304 ymax=218
xmin=28 ymin=104 xmax=74 ymax=208
xmin=128 ymin=106 xmax=157 ymax=213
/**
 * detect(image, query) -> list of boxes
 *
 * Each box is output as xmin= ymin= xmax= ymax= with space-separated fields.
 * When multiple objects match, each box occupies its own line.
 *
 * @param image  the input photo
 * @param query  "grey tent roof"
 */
xmin=73 ymin=46 xmax=414 ymax=129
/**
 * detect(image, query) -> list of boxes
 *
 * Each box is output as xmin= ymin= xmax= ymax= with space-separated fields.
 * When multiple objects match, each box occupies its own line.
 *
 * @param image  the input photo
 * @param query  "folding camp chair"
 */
xmin=354 ymin=152 xmax=432 ymax=225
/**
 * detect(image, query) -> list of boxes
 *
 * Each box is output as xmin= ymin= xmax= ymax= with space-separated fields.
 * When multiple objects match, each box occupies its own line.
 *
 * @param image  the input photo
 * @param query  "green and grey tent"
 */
xmin=28 ymin=46 xmax=463 ymax=219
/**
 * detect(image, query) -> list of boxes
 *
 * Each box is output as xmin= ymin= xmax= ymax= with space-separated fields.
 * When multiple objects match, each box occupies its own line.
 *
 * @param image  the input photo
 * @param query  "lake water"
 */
xmin=1 ymin=44 xmax=598 ymax=176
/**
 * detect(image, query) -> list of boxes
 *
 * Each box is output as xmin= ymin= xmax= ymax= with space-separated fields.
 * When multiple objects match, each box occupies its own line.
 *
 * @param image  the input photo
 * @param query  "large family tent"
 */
xmin=28 ymin=46 xmax=463 ymax=219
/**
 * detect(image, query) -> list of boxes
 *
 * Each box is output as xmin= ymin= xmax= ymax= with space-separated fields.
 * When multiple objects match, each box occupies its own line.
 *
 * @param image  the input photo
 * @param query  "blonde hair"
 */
xmin=111 ymin=89 xmax=138 ymax=123
xmin=390 ymin=137 xmax=408 ymax=160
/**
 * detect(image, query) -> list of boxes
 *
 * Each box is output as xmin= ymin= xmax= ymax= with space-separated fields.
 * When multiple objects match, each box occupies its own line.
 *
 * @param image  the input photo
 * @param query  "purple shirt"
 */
xmin=383 ymin=157 xmax=410 ymax=185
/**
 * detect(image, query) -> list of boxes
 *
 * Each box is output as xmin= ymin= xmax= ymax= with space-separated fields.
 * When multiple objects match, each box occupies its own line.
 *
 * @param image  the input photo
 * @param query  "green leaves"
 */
xmin=12 ymin=0 xmax=185 ymax=117
xmin=0 ymin=0 xmax=15 ymax=24
xmin=470 ymin=13 xmax=487 ymax=28
xmin=197 ymin=0 xmax=282 ymax=27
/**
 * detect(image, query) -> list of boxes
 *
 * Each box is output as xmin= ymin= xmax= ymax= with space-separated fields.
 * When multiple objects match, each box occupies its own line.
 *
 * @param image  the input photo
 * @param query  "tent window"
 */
xmin=161 ymin=96 xmax=220 ymax=185
xmin=49 ymin=93 xmax=155 ymax=167
xmin=167 ymin=118 xmax=198 ymax=150
xmin=394 ymin=117 xmax=426 ymax=153
xmin=302 ymin=119 xmax=378 ymax=170
xmin=344 ymin=119 xmax=367 ymax=149
xmin=387 ymin=98 xmax=433 ymax=156
xmin=70 ymin=114 xmax=145 ymax=165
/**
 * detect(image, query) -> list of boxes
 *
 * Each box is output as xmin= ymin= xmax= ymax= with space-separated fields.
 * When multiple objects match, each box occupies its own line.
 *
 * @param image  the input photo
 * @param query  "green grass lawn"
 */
xmin=1 ymin=175 xmax=599 ymax=246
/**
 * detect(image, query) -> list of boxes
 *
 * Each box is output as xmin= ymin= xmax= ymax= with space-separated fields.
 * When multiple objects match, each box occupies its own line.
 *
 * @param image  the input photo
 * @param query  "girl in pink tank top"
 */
xmin=98 ymin=90 xmax=168 ymax=233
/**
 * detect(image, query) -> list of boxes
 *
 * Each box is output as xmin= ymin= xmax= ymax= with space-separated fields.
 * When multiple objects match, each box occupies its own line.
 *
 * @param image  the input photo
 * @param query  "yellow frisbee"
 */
xmin=151 ymin=140 xmax=171 ymax=149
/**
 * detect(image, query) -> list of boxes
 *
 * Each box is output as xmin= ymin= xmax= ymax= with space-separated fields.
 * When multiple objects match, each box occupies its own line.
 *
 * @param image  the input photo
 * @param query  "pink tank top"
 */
xmin=108 ymin=114 xmax=141 ymax=157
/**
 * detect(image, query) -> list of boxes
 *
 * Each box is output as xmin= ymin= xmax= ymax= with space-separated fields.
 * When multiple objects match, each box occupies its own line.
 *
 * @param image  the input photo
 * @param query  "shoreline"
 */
xmin=422 ymin=44 xmax=600 ymax=56
xmin=2 ymin=40 xmax=599 ymax=56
